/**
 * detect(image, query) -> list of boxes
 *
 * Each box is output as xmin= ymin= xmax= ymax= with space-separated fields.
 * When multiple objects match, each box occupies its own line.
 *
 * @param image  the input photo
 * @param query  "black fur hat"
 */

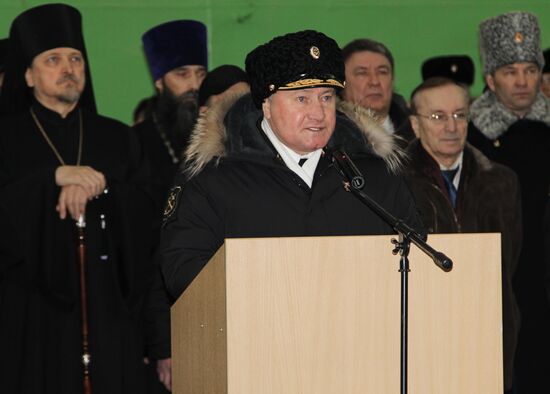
xmin=422 ymin=55 xmax=475 ymax=86
xmin=198 ymin=64 xmax=248 ymax=107
xmin=245 ymin=30 xmax=345 ymax=108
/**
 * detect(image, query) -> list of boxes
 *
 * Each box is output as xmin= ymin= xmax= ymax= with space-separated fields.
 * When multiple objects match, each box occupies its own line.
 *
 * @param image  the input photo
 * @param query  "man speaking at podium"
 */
xmin=160 ymin=30 xmax=423 ymax=299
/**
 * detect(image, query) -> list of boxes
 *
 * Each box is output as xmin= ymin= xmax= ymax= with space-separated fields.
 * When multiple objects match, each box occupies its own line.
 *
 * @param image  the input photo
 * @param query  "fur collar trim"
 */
xmin=184 ymin=92 xmax=405 ymax=178
xmin=336 ymin=100 xmax=406 ymax=171
xmin=470 ymin=90 xmax=550 ymax=139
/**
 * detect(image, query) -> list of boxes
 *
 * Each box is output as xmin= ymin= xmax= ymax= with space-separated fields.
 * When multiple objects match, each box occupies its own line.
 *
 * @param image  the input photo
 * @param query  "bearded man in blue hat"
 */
xmin=135 ymin=20 xmax=207 ymax=201
xmin=134 ymin=20 xmax=208 ymax=393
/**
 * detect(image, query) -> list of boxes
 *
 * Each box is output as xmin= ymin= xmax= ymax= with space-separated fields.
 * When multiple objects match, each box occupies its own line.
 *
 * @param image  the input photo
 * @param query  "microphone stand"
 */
xmin=329 ymin=148 xmax=452 ymax=394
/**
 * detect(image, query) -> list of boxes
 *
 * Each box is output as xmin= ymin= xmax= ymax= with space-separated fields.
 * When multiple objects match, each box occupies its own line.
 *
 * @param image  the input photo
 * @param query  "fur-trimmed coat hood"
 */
xmin=184 ymin=91 xmax=405 ymax=178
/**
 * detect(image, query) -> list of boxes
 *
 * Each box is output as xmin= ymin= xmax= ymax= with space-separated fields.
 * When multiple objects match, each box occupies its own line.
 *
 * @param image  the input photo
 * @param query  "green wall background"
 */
xmin=1 ymin=0 xmax=550 ymax=124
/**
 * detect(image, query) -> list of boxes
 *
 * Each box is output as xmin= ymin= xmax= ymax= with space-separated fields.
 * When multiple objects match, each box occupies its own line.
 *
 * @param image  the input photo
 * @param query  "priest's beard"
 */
xmin=154 ymin=87 xmax=199 ymax=158
xmin=56 ymin=74 xmax=83 ymax=104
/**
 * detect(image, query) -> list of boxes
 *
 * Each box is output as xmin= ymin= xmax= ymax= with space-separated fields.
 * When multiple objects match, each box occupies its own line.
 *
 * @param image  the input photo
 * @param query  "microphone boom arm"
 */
xmin=330 ymin=148 xmax=452 ymax=272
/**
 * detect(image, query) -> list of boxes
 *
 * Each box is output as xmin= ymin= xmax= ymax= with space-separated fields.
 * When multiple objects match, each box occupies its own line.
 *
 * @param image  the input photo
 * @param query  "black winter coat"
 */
xmin=160 ymin=93 xmax=423 ymax=299
xmin=468 ymin=118 xmax=550 ymax=392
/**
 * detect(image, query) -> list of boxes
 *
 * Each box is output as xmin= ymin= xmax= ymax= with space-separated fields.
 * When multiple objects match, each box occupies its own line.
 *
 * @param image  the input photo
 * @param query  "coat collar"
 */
xmin=184 ymin=91 xmax=406 ymax=178
xmin=407 ymin=139 xmax=496 ymax=191
xmin=470 ymin=90 xmax=550 ymax=139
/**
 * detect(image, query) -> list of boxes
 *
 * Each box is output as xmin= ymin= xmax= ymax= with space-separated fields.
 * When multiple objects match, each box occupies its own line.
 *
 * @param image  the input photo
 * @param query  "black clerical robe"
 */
xmin=0 ymin=101 xmax=154 ymax=394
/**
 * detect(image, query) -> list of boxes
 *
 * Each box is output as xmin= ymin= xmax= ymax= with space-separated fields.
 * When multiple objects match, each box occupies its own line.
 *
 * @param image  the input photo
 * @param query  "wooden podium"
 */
xmin=171 ymin=233 xmax=503 ymax=393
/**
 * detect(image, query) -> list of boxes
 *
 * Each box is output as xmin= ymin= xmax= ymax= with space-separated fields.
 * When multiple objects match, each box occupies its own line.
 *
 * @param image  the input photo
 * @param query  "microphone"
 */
xmin=328 ymin=147 xmax=365 ymax=191
xmin=327 ymin=146 xmax=451 ymax=271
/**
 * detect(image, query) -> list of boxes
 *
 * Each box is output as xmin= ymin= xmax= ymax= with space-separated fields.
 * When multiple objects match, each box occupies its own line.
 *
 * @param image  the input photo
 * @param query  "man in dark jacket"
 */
xmin=160 ymin=30 xmax=422 ymax=300
xmin=467 ymin=12 xmax=550 ymax=393
xmin=0 ymin=4 xmax=153 ymax=393
xmin=404 ymin=77 xmax=521 ymax=393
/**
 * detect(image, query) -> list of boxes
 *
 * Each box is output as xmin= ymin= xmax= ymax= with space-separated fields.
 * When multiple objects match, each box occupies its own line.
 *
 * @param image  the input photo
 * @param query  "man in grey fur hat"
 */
xmin=467 ymin=11 xmax=550 ymax=393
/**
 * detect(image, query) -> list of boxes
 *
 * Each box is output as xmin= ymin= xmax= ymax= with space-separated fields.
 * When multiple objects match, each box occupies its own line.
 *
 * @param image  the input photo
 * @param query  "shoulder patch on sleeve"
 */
xmin=162 ymin=185 xmax=183 ymax=226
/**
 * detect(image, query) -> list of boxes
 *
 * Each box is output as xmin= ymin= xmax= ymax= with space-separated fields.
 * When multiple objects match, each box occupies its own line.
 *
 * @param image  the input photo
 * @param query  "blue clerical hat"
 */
xmin=142 ymin=20 xmax=207 ymax=81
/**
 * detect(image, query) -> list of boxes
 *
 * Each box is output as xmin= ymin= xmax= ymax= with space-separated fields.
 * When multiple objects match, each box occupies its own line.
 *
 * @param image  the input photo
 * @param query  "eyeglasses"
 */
xmin=415 ymin=112 xmax=469 ymax=123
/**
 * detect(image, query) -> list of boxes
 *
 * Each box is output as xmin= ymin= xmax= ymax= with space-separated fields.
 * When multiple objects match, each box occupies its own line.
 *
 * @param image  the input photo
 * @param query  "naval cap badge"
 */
xmin=310 ymin=46 xmax=320 ymax=59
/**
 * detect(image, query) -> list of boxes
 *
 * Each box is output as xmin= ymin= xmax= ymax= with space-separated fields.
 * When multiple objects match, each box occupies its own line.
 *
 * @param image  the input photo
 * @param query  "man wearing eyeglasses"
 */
xmin=467 ymin=12 xmax=550 ymax=393
xmin=404 ymin=77 xmax=521 ymax=394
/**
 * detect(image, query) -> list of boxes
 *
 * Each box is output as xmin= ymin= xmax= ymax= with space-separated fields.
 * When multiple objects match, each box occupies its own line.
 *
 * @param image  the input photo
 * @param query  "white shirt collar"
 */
xmin=261 ymin=118 xmax=321 ymax=187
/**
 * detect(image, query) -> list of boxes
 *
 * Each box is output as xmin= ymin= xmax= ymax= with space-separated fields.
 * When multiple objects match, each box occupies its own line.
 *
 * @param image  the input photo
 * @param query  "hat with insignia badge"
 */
xmin=245 ymin=30 xmax=345 ymax=108
xmin=421 ymin=55 xmax=475 ymax=86
xmin=479 ymin=11 xmax=544 ymax=75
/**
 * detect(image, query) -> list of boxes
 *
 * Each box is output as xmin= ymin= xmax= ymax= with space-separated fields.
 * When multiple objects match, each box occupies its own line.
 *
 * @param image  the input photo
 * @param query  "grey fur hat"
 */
xmin=479 ymin=11 xmax=544 ymax=75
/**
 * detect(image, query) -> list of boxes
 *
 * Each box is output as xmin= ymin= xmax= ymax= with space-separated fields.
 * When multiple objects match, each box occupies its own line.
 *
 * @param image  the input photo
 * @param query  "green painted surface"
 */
xmin=1 ymin=0 xmax=549 ymax=123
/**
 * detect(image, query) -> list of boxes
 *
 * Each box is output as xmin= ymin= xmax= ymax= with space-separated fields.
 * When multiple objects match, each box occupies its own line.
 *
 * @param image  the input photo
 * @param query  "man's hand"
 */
xmin=55 ymin=165 xmax=106 ymax=198
xmin=157 ymin=358 xmax=172 ymax=392
xmin=56 ymin=184 xmax=92 ymax=220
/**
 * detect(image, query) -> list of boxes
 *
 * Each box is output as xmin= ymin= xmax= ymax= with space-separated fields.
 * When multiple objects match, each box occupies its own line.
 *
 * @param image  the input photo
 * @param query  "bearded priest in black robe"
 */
xmin=0 ymin=4 xmax=153 ymax=393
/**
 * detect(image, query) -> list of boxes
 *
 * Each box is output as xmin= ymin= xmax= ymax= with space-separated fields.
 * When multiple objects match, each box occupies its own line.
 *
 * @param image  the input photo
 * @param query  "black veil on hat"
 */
xmin=0 ymin=38 xmax=8 ymax=73
xmin=0 ymin=3 xmax=96 ymax=115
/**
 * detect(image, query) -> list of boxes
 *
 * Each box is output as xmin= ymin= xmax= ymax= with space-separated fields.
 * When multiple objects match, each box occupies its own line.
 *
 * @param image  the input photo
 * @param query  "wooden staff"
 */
xmin=76 ymin=214 xmax=92 ymax=394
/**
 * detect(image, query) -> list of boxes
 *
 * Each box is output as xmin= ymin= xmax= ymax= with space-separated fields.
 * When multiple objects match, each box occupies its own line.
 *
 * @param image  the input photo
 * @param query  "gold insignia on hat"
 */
xmin=451 ymin=64 xmax=458 ymax=73
xmin=279 ymin=78 xmax=345 ymax=90
xmin=310 ymin=46 xmax=320 ymax=59
xmin=269 ymin=84 xmax=275 ymax=91
xmin=163 ymin=186 xmax=182 ymax=225
xmin=514 ymin=31 xmax=524 ymax=43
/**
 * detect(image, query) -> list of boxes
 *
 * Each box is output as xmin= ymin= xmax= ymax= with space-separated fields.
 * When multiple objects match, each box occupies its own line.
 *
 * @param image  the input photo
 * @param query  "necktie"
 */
xmin=441 ymin=168 xmax=459 ymax=208
xmin=298 ymin=158 xmax=308 ymax=167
